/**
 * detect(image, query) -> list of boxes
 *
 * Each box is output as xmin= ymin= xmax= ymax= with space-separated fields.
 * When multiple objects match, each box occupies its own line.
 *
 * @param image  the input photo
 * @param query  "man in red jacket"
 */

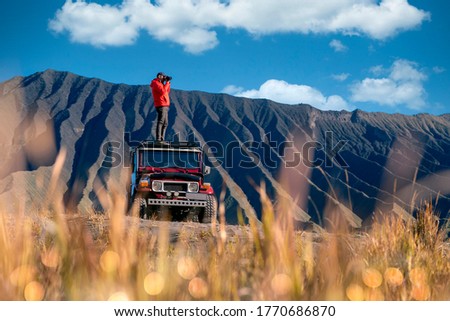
xmin=150 ymin=72 xmax=171 ymax=141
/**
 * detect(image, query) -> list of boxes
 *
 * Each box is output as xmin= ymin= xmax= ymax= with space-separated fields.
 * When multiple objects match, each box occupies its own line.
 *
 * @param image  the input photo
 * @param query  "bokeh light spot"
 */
xmin=144 ymin=272 xmax=165 ymax=296
xmin=188 ymin=277 xmax=208 ymax=299
xmin=346 ymin=283 xmax=364 ymax=301
xmin=362 ymin=268 xmax=383 ymax=288
xmin=24 ymin=281 xmax=45 ymax=301
xmin=271 ymin=273 xmax=293 ymax=296
xmin=100 ymin=250 xmax=120 ymax=273
xmin=384 ymin=267 xmax=404 ymax=287
xmin=177 ymin=256 xmax=199 ymax=280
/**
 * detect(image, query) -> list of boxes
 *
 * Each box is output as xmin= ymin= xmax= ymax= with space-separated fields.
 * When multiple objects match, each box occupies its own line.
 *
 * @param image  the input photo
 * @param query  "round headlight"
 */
xmin=152 ymin=180 xmax=163 ymax=192
xmin=187 ymin=182 xmax=199 ymax=193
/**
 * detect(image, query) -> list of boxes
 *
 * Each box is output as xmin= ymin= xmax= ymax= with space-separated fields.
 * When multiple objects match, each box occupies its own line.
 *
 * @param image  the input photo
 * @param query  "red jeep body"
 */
xmin=128 ymin=141 xmax=217 ymax=222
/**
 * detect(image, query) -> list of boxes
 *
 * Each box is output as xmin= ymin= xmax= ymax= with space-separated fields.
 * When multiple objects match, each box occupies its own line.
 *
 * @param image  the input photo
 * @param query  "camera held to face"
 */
xmin=164 ymin=75 xmax=172 ymax=82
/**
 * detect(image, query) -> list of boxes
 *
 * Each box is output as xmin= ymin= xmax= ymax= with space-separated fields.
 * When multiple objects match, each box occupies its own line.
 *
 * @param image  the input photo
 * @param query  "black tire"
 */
xmin=126 ymin=185 xmax=134 ymax=214
xmin=200 ymin=194 xmax=217 ymax=223
xmin=133 ymin=197 xmax=147 ymax=219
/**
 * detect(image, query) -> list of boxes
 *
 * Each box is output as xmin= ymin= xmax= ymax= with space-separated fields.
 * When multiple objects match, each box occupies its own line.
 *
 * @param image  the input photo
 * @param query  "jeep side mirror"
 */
xmin=204 ymin=166 xmax=211 ymax=175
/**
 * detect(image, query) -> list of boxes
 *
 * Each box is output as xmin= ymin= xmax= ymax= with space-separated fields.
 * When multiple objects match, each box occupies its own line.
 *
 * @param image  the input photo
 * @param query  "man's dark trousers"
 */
xmin=156 ymin=106 xmax=168 ymax=141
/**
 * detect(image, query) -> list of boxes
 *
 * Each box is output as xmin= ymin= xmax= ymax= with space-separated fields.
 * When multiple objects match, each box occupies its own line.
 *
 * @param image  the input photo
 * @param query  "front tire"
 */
xmin=199 ymin=194 xmax=218 ymax=223
xmin=132 ymin=196 xmax=147 ymax=218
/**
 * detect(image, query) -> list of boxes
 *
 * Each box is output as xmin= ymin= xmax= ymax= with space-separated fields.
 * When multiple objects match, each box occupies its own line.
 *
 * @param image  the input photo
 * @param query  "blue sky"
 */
xmin=1 ymin=0 xmax=449 ymax=115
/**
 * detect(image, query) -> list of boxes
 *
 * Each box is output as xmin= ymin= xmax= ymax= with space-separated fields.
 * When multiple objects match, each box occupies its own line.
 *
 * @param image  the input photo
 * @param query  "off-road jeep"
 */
xmin=128 ymin=141 xmax=217 ymax=223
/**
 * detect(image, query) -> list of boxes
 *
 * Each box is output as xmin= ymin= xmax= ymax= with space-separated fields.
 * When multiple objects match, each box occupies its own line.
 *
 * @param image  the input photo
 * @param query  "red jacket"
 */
xmin=150 ymin=78 xmax=171 ymax=107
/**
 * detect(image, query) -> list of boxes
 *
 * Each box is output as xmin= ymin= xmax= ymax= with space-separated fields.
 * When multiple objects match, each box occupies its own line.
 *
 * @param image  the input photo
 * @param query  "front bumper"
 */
xmin=145 ymin=193 xmax=208 ymax=207
xmin=146 ymin=199 xmax=207 ymax=207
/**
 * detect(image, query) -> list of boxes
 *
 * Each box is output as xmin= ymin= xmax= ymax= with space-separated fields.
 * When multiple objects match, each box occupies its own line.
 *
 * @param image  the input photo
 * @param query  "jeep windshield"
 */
xmin=139 ymin=150 xmax=201 ymax=169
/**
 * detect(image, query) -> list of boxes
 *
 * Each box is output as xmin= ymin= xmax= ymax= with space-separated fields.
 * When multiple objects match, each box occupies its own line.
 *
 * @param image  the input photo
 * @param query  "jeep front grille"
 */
xmin=163 ymin=182 xmax=187 ymax=192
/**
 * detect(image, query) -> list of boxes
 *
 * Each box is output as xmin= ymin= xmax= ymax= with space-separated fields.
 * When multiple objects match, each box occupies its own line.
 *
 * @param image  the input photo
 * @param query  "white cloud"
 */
xmin=350 ymin=59 xmax=427 ymax=110
xmin=222 ymin=85 xmax=244 ymax=95
xmin=327 ymin=0 xmax=430 ymax=39
xmin=329 ymin=39 xmax=348 ymax=52
xmin=369 ymin=65 xmax=387 ymax=76
xmin=332 ymin=73 xmax=350 ymax=81
xmin=49 ymin=1 xmax=139 ymax=47
xmin=223 ymin=79 xmax=351 ymax=111
xmin=432 ymin=66 xmax=445 ymax=74
xmin=49 ymin=0 xmax=430 ymax=53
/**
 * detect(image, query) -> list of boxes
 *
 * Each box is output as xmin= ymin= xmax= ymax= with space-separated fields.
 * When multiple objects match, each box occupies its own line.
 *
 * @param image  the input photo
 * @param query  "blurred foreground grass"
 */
xmin=0 ymin=191 xmax=449 ymax=301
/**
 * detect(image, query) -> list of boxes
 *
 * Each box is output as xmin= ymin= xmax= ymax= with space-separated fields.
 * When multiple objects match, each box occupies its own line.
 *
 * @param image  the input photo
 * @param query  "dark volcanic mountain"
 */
xmin=1 ymin=70 xmax=449 ymax=226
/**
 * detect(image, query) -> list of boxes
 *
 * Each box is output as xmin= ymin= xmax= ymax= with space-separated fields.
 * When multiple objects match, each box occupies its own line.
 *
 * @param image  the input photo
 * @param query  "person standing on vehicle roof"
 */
xmin=150 ymin=72 xmax=172 ymax=141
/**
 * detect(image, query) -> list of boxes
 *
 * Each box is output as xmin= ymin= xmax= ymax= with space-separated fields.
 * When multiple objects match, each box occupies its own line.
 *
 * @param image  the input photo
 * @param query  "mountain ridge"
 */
xmin=1 ymin=69 xmax=449 ymax=225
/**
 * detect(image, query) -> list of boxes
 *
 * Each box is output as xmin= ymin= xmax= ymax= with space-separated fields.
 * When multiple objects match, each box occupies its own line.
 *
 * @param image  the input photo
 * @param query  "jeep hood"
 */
xmin=150 ymin=172 xmax=201 ymax=182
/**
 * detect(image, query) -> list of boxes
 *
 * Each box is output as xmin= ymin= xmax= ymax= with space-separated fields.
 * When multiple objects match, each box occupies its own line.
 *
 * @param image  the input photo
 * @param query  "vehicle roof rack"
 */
xmin=136 ymin=141 xmax=201 ymax=148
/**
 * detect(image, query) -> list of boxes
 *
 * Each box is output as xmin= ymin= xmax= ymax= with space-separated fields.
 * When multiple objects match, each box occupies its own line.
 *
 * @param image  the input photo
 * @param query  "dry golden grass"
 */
xmin=0 ymin=189 xmax=449 ymax=301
